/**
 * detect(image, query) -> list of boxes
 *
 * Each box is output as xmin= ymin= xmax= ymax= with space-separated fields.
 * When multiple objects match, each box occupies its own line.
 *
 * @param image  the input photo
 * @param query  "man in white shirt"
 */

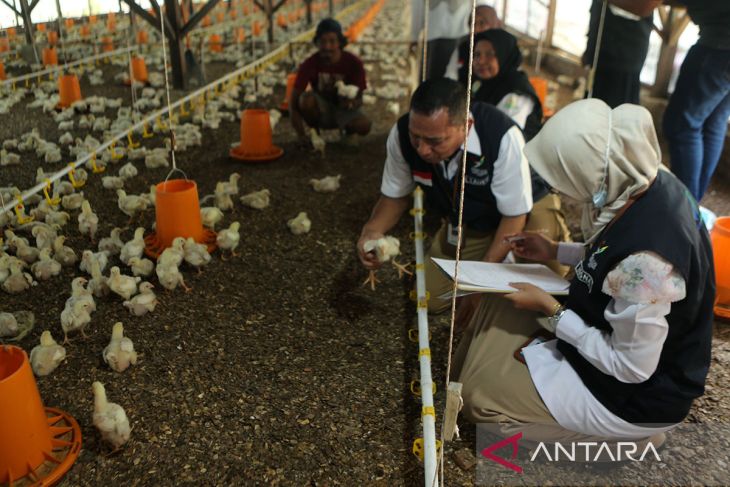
xmin=356 ymin=78 xmax=568 ymax=319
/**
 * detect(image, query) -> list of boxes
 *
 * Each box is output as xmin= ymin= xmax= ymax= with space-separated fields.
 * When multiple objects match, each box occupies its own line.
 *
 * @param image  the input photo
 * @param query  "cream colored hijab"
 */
xmin=524 ymin=99 xmax=661 ymax=243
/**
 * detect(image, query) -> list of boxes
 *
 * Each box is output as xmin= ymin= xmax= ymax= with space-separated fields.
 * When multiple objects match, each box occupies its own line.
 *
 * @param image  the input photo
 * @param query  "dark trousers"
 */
xmin=589 ymin=66 xmax=642 ymax=108
xmin=423 ymin=38 xmax=458 ymax=79
xmin=663 ymin=43 xmax=730 ymax=201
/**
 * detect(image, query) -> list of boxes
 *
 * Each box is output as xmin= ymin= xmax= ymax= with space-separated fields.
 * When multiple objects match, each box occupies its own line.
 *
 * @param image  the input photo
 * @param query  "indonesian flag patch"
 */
xmin=412 ymin=170 xmax=433 ymax=187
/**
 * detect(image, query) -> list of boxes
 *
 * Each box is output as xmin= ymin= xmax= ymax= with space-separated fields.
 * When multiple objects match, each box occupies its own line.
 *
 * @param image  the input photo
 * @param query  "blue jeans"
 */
xmin=663 ymin=44 xmax=730 ymax=201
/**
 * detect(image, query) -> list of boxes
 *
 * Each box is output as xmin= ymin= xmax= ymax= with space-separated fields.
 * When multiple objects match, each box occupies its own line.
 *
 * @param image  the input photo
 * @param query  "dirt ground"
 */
xmin=2 ymin=3 xmax=730 ymax=486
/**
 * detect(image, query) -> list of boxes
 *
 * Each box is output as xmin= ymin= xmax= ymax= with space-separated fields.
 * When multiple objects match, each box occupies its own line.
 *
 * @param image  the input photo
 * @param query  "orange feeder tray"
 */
xmin=144 ymin=179 xmax=217 ymax=259
xmin=42 ymin=47 xmax=58 ymax=66
xmin=279 ymin=72 xmax=297 ymax=111
xmin=130 ymin=56 xmax=148 ymax=83
xmin=57 ymin=74 xmax=82 ymax=108
xmin=0 ymin=345 xmax=82 ymax=486
xmin=712 ymin=217 xmax=730 ymax=319
xmin=230 ymin=109 xmax=284 ymax=162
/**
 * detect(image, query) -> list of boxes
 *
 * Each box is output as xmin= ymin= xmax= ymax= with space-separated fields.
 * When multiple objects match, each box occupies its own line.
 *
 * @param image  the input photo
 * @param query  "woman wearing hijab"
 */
xmin=452 ymin=99 xmax=715 ymax=445
xmin=443 ymin=0 xmax=502 ymax=80
xmin=453 ymin=29 xmax=543 ymax=141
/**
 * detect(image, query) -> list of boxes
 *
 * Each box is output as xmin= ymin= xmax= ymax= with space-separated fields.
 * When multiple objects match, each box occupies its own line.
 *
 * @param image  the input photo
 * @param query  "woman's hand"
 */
xmin=505 ymin=231 xmax=558 ymax=263
xmin=503 ymin=282 xmax=559 ymax=315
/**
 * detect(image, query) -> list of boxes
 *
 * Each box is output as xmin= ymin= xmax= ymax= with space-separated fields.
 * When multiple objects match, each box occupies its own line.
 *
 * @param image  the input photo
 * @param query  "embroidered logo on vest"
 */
xmin=587 ymin=245 xmax=608 ymax=270
xmin=575 ymin=260 xmax=594 ymax=294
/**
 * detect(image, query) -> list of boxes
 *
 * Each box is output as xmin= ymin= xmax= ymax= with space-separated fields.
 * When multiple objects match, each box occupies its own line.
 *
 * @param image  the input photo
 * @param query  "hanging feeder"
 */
xmin=0 ymin=61 xmax=5 ymax=81
xmin=0 ymin=345 xmax=82 ymax=486
xmin=209 ymin=34 xmax=223 ymax=53
xmin=57 ymin=74 xmax=82 ymax=108
xmin=42 ymin=47 xmax=58 ymax=66
xmin=127 ymin=56 xmax=149 ymax=84
xmin=144 ymin=179 xmax=217 ymax=259
xmin=47 ymin=31 xmax=58 ymax=45
xmin=136 ymin=29 xmax=148 ymax=45
xmin=279 ymin=72 xmax=297 ymax=111
xmin=712 ymin=217 xmax=730 ymax=319
xmin=230 ymin=109 xmax=284 ymax=162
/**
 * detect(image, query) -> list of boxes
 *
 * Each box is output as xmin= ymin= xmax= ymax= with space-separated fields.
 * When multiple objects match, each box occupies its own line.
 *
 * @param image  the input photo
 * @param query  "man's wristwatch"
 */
xmin=547 ymin=303 xmax=567 ymax=332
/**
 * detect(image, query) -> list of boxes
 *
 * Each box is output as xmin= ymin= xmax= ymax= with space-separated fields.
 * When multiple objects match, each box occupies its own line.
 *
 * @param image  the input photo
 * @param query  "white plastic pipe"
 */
xmin=412 ymin=187 xmax=439 ymax=487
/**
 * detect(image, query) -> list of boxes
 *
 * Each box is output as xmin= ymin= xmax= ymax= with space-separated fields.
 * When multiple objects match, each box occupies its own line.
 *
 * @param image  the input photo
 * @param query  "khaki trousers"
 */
xmin=424 ymin=194 xmax=571 ymax=314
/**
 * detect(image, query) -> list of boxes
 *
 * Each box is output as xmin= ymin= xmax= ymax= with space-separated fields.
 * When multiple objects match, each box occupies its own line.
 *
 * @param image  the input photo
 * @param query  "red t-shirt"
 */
xmin=294 ymin=50 xmax=367 ymax=103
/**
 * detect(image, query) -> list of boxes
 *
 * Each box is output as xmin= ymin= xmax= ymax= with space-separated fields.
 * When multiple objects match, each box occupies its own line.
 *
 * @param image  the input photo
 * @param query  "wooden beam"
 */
xmin=121 ymin=0 xmax=174 ymax=38
xmin=657 ymin=5 xmax=668 ymax=28
xmin=668 ymin=11 xmax=690 ymax=45
xmin=180 ymin=0 xmax=221 ymax=37
xmin=545 ymin=0 xmax=557 ymax=47
xmin=28 ymin=0 xmax=38 ymax=11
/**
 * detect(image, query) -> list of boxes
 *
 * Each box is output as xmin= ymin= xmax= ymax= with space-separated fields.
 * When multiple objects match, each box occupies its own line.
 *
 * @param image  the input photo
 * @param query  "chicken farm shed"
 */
xmin=1 ymin=0 xmax=730 ymax=486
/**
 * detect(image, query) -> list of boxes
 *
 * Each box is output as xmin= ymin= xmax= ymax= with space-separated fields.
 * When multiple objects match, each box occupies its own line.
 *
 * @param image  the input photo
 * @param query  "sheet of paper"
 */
xmin=432 ymin=258 xmax=570 ymax=295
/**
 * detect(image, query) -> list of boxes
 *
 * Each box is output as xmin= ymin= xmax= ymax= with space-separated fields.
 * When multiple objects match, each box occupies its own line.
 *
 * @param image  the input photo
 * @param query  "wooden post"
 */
xmin=164 ymin=0 xmax=187 ymax=89
xmin=501 ymin=0 xmax=508 ymax=25
xmin=651 ymin=6 xmax=690 ymax=97
xmin=545 ymin=0 xmax=557 ymax=47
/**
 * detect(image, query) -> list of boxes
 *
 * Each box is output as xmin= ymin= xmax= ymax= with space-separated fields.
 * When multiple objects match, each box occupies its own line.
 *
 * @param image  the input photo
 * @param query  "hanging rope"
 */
xmin=437 ymin=0 xmax=478 ymax=485
xmin=586 ymin=0 xmax=608 ymax=98
xmin=56 ymin=3 xmax=69 ymax=67
xmin=124 ymin=10 xmax=139 ymax=116
xmin=420 ymin=0 xmax=429 ymax=82
xmin=158 ymin=2 xmax=179 ymax=172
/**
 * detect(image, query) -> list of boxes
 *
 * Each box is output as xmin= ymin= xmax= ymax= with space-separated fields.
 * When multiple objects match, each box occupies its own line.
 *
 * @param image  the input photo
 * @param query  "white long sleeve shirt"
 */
xmin=411 ymin=0 xmax=471 ymax=42
xmin=523 ymin=242 xmax=687 ymax=439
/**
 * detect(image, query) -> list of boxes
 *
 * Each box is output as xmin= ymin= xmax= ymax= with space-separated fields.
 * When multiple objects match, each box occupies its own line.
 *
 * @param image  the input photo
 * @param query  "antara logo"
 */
xmin=481 ymin=432 xmax=662 ymax=473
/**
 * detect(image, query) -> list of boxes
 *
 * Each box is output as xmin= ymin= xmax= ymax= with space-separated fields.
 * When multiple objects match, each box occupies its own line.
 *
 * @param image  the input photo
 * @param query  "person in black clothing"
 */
xmin=583 ymin=1 xmax=653 ymax=107
xmin=455 ymin=29 xmax=543 ymax=141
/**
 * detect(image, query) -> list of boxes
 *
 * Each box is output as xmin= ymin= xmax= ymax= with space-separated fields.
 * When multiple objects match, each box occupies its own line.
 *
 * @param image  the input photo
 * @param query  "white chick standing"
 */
xmin=240 ymin=189 xmax=270 ymax=210
xmin=60 ymin=299 xmax=93 ymax=342
xmin=102 ymin=322 xmax=138 ymax=373
xmin=99 ymin=227 xmax=125 ymax=256
xmin=53 ymin=236 xmax=78 ymax=266
xmin=108 ymin=266 xmax=141 ymax=301
xmin=78 ymin=200 xmax=99 ymax=241
xmin=117 ymin=190 xmax=149 ymax=223
xmin=309 ymin=128 xmax=325 ymax=157
xmin=127 ymin=256 xmax=154 ymax=277
xmin=80 ymin=250 xmax=109 ymax=275
xmin=269 ymin=109 xmax=282 ymax=131
xmin=214 ymin=182 xmax=234 ymax=211
xmin=92 ymin=381 xmax=131 ymax=451
xmin=31 ymin=247 xmax=62 ymax=280
xmin=120 ymin=227 xmax=145 ymax=265
xmin=156 ymin=258 xmax=189 ymax=292
xmin=362 ymin=236 xmax=412 ymax=290
xmin=216 ymin=222 xmax=241 ymax=258
xmin=310 ymin=175 xmax=341 ymax=193
xmin=200 ymin=207 xmax=224 ymax=230
xmin=183 ymin=238 xmax=211 ymax=273
xmin=30 ymin=331 xmax=66 ymax=376
xmin=0 ymin=312 xmax=18 ymax=337
xmin=123 ymin=282 xmax=158 ymax=316
xmin=287 ymin=212 xmax=311 ymax=235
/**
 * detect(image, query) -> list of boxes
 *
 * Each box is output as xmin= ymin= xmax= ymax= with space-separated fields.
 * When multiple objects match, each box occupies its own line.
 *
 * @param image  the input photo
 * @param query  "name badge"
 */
xmin=446 ymin=223 xmax=462 ymax=247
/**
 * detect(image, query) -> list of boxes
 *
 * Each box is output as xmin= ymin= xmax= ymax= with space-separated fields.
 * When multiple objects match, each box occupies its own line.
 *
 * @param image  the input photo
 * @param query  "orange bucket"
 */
xmin=57 ymin=74 xmax=82 ymax=108
xmin=79 ymin=24 xmax=90 ymax=37
xmin=712 ymin=217 xmax=730 ymax=319
xmin=37 ymin=23 xmax=46 ymax=32
xmin=42 ymin=47 xmax=58 ymax=66
xmin=89 ymin=14 xmax=97 ymax=24
xmin=0 ymin=37 xmax=8 ymax=53
xmin=280 ymin=72 xmax=297 ymax=111
xmin=529 ymin=76 xmax=553 ymax=118
xmin=136 ymin=29 xmax=148 ymax=44
xmin=7 ymin=26 xmax=16 ymax=37
xmin=0 ymin=346 xmax=81 ymax=485
xmin=230 ymin=109 xmax=284 ymax=162
xmin=0 ymin=62 xmax=5 ymax=80
xmin=144 ymin=179 xmax=217 ymax=258
xmin=277 ymin=14 xmax=287 ymax=27
xmin=130 ymin=56 xmax=148 ymax=82
xmin=202 ymin=15 xmax=211 ymax=27
xmin=47 ymin=30 xmax=58 ymax=45
xmin=216 ymin=11 xmax=225 ymax=23
xmin=209 ymin=34 xmax=223 ymax=52
xmin=64 ymin=18 xmax=74 ymax=28
xmin=253 ymin=20 xmax=262 ymax=37
xmin=235 ymin=27 xmax=246 ymax=43
xmin=101 ymin=36 xmax=114 ymax=52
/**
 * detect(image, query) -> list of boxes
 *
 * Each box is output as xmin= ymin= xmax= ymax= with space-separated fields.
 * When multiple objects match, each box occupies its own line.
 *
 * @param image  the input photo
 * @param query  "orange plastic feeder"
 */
xmin=712 ymin=217 xmax=730 ymax=319
xmin=0 ymin=62 xmax=5 ymax=80
xmin=0 ymin=345 xmax=81 ymax=486
xmin=144 ymin=179 xmax=217 ymax=258
xmin=277 ymin=14 xmax=287 ymax=28
xmin=79 ymin=24 xmax=90 ymax=37
xmin=202 ymin=15 xmax=211 ymax=27
xmin=37 ymin=23 xmax=47 ymax=32
xmin=235 ymin=27 xmax=246 ymax=44
xmin=136 ymin=29 xmax=148 ymax=45
xmin=64 ymin=18 xmax=74 ymax=28
xmin=216 ymin=11 xmax=225 ymax=23
xmin=89 ymin=14 xmax=97 ymax=24
xmin=7 ymin=26 xmax=16 ymax=38
xmin=230 ymin=109 xmax=284 ymax=162
xmin=101 ymin=36 xmax=114 ymax=52
xmin=253 ymin=20 xmax=262 ymax=37
xmin=47 ymin=30 xmax=58 ymax=45
xmin=280 ymin=72 xmax=297 ymax=111
xmin=129 ymin=56 xmax=148 ymax=83
xmin=57 ymin=74 xmax=82 ymax=108
xmin=529 ymin=76 xmax=554 ymax=118
xmin=42 ymin=47 xmax=58 ymax=66
xmin=209 ymin=34 xmax=223 ymax=52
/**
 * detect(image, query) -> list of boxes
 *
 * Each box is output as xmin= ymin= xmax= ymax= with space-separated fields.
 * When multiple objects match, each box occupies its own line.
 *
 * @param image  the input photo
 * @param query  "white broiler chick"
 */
xmin=117 ymin=190 xmax=149 ymax=222
xmin=387 ymin=101 xmax=400 ymax=118
xmin=53 ymin=236 xmax=78 ymax=266
xmin=118 ymin=162 xmax=138 ymax=180
xmin=32 ymin=224 xmax=57 ymax=250
xmin=15 ymin=238 xmax=40 ymax=265
xmin=144 ymin=148 xmax=169 ymax=169
xmin=3 ymin=262 xmax=35 ymax=293
xmin=99 ymin=227 xmax=125 ymax=256
xmin=127 ymin=257 xmax=154 ymax=277
xmin=45 ymin=210 xmax=71 ymax=227
xmin=214 ymin=182 xmax=234 ymax=211
xmin=362 ymin=235 xmax=412 ymax=289
xmin=123 ymin=281 xmax=158 ymax=316
xmin=80 ymin=250 xmax=109 ymax=275
xmin=92 ymin=381 xmax=131 ymax=450
xmin=0 ymin=312 xmax=18 ymax=337
xmin=102 ymin=322 xmax=137 ymax=373
xmin=334 ymin=79 xmax=360 ymax=99
xmin=183 ymin=237 xmax=211 ymax=273
xmin=156 ymin=258 xmax=189 ymax=292
xmin=78 ymin=200 xmax=99 ymax=241
xmin=108 ymin=266 xmax=140 ymax=301
xmin=88 ymin=259 xmax=110 ymax=298
xmin=60 ymin=298 xmax=93 ymax=342
xmin=30 ymin=331 xmax=66 ymax=376
xmin=102 ymin=176 xmax=125 ymax=190
xmin=239 ymin=189 xmax=270 ymax=210
xmin=269 ymin=109 xmax=282 ymax=131
xmin=309 ymin=174 xmax=341 ymax=193
xmin=61 ymin=192 xmax=85 ymax=211
xmin=309 ymin=128 xmax=325 ymax=157
xmin=200 ymin=207 xmax=224 ymax=230
xmin=69 ymin=276 xmax=96 ymax=312
xmin=31 ymin=247 xmax=62 ymax=280
xmin=120 ymin=228 xmax=147 ymax=264
xmin=0 ymin=149 xmax=21 ymax=166
xmin=287 ymin=212 xmax=311 ymax=235
xmin=221 ymin=173 xmax=241 ymax=196
xmin=159 ymin=237 xmax=185 ymax=267
xmin=59 ymin=131 xmax=74 ymax=145
xmin=362 ymin=93 xmax=377 ymax=105
xmin=216 ymin=222 xmax=241 ymax=257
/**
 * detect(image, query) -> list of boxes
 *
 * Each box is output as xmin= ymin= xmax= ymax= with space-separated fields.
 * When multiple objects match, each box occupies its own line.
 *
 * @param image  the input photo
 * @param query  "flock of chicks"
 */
xmin=0 ymin=0 xmax=415 ymax=455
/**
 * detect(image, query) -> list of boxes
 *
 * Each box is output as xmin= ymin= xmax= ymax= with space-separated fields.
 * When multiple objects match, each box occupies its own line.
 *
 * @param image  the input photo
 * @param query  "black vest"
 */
xmin=396 ymin=102 xmax=549 ymax=233
xmin=560 ymin=170 xmax=715 ymax=425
